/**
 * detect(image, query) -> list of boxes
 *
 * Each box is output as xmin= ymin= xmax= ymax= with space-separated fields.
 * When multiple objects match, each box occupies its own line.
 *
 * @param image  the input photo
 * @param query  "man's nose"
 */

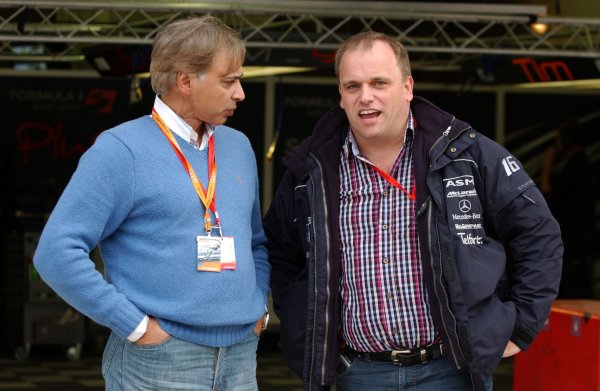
xmin=233 ymin=81 xmax=245 ymax=101
xmin=359 ymin=85 xmax=373 ymax=103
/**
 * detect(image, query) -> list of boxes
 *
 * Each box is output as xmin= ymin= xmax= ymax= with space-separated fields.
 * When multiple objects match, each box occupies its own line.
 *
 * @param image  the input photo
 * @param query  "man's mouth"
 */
xmin=359 ymin=109 xmax=380 ymax=119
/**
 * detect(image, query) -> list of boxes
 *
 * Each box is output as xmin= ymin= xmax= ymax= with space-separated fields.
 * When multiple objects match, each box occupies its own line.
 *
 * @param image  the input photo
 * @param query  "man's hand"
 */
xmin=253 ymin=316 xmax=265 ymax=336
xmin=502 ymin=340 xmax=522 ymax=358
xmin=135 ymin=317 xmax=170 ymax=345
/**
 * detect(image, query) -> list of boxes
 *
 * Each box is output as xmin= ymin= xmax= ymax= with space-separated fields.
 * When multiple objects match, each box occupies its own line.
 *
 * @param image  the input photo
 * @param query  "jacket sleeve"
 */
xmin=482 ymin=141 xmax=563 ymax=350
xmin=494 ymin=187 xmax=563 ymax=349
xmin=263 ymin=170 xmax=308 ymax=313
xmin=263 ymin=170 xmax=310 ymax=378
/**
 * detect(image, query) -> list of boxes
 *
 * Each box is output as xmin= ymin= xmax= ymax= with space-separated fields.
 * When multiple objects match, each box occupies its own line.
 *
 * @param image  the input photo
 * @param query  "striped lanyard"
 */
xmin=151 ymin=108 xmax=220 ymax=234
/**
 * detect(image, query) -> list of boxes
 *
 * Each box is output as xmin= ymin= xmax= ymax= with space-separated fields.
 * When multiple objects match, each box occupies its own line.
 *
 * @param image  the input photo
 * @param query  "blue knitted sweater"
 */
xmin=34 ymin=115 xmax=270 ymax=347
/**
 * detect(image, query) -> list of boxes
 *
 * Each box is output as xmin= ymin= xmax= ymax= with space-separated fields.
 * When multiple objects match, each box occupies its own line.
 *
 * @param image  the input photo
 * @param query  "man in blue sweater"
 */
xmin=33 ymin=16 xmax=270 ymax=390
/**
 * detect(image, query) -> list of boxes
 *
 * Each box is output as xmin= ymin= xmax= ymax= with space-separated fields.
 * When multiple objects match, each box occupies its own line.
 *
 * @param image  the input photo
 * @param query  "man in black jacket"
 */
xmin=264 ymin=31 xmax=562 ymax=391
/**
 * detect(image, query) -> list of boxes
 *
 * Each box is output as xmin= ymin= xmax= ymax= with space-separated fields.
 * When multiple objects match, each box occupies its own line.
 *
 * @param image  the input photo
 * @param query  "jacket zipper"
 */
xmin=422 ymin=120 xmax=470 ymax=370
xmin=426 ymin=201 xmax=462 ymax=369
xmin=308 ymin=153 xmax=332 ymax=389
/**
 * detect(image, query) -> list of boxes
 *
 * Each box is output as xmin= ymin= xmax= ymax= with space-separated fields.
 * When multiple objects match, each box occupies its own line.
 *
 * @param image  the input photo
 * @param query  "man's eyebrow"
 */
xmin=341 ymin=76 xmax=389 ymax=85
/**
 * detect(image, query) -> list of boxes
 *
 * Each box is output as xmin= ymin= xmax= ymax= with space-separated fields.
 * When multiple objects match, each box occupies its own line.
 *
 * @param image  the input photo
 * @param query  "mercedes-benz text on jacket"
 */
xmin=264 ymin=96 xmax=563 ymax=391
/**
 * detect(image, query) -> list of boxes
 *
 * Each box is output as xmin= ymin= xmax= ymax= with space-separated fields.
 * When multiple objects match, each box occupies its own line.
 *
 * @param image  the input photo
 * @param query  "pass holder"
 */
xmin=197 ymin=227 xmax=236 ymax=272
xmin=220 ymin=236 xmax=237 ymax=270
xmin=197 ymin=235 xmax=222 ymax=272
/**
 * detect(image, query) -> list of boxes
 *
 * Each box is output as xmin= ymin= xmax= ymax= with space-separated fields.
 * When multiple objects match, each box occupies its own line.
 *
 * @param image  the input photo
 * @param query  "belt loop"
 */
xmin=420 ymin=348 xmax=428 ymax=364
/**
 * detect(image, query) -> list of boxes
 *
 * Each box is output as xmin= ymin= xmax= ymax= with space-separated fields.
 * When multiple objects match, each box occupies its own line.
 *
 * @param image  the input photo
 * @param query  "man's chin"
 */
xmin=210 ymin=118 xmax=228 ymax=126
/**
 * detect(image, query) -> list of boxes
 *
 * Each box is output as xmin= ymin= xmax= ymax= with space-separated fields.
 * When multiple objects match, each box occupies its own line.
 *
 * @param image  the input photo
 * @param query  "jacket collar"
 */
xmin=283 ymin=105 xmax=348 ymax=180
xmin=282 ymin=96 xmax=474 ymax=179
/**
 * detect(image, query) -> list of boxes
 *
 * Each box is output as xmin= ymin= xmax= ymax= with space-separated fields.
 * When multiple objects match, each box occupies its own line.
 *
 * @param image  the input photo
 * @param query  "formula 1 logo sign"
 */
xmin=83 ymin=88 xmax=118 ymax=114
xmin=2 ymin=77 xmax=130 ymax=212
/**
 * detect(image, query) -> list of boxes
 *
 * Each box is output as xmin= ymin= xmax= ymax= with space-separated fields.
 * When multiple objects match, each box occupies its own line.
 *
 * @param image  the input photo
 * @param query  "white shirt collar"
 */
xmin=152 ymin=95 xmax=215 ymax=150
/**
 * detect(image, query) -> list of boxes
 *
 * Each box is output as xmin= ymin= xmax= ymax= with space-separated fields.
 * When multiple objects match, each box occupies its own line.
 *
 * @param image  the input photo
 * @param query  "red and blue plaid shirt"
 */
xmin=338 ymin=112 xmax=438 ymax=352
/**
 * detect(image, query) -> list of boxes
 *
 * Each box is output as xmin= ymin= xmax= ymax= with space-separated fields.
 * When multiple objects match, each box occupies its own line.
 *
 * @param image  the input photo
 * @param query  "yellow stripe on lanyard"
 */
xmin=151 ymin=108 xmax=220 ymax=234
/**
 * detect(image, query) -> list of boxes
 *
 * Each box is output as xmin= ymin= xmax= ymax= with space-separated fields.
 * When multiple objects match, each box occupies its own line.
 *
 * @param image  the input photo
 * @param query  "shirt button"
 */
xmin=392 ymin=328 xmax=398 ymax=335
xmin=383 ymin=190 xmax=389 ymax=197
xmin=383 ymin=257 xmax=390 ymax=264
xmin=386 ymin=292 xmax=393 ymax=299
xmin=382 ymin=223 xmax=388 ymax=230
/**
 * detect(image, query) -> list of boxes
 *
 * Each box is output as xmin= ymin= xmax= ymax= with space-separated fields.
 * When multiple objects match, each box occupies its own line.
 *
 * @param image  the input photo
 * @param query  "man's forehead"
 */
xmin=209 ymin=50 xmax=243 ymax=75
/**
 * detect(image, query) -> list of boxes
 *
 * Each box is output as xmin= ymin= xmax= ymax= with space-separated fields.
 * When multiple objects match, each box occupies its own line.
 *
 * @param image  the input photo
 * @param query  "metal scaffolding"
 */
xmin=0 ymin=0 xmax=599 ymax=69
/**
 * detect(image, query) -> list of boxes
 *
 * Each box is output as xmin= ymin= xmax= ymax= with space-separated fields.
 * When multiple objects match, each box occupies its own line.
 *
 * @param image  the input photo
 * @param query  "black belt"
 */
xmin=343 ymin=343 xmax=445 ymax=366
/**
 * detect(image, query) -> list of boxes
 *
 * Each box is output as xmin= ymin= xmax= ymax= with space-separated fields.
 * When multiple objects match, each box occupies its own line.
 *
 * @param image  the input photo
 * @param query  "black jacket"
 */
xmin=263 ymin=96 xmax=563 ymax=390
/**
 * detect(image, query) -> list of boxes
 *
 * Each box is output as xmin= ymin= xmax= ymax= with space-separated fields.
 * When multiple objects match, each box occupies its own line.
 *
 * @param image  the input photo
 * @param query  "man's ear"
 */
xmin=404 ymin=76 xmax=414 ymax=102
xmin=176 ymin=72 xmax=193 ymax=96
xmin=338 ymin=86 xmax=344 ymax=109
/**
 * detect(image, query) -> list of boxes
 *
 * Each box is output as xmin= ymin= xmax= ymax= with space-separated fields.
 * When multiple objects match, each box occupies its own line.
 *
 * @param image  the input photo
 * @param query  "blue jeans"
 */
xmin=335 ymin=355 xmax=491 ymax=391
xmin=102 ymin=331 xmax=259 ymax=391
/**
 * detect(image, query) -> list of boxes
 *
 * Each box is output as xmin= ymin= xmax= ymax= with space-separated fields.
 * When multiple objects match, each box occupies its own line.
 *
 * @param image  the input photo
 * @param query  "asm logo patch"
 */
xmin=444 ymin=175 xmax=475 ymax=188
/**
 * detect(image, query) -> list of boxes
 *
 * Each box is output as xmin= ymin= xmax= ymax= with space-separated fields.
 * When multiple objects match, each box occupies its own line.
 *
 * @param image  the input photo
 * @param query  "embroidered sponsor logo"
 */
xmin=447 ymin=189 xmax=478 ymax=198
xmin=443 ymin=175 xmax=475 ymax=188
xmin=518 ymin=179 xmax=534 ymax=191
xmin=455 ymin=223 xmax=482 ymax=230
xmin=459 ymin=199 xmax=471 ymax=213
xmin=457 ymin=232 xmax=484 ymax=245
xmin=452 ymin=213 xmax=481 ymax=220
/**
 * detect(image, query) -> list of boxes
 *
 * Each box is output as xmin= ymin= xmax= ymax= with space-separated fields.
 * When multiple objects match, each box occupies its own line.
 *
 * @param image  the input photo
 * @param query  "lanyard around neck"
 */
xmin=369 ymin=164 xmax=416 ymax=201
xmin=151 ymin=108 xmax=220 ymax=234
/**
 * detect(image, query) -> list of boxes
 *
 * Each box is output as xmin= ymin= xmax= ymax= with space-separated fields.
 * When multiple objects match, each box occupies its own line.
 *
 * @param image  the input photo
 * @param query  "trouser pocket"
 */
xmin=101 ymin=332 xmax=121 ymax=378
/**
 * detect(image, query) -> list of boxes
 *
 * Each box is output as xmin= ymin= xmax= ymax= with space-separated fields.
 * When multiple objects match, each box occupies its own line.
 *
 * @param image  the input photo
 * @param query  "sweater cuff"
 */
xmin=127 ymin=315 xmax=149 ymax=342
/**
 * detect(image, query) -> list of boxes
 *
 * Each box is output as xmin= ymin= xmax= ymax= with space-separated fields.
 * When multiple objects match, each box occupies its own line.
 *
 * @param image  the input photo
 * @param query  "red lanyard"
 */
xmin=151 ymin=108 xmax=220 ymax=234
xmin=369 ymin=164 xmax=416 ymax=201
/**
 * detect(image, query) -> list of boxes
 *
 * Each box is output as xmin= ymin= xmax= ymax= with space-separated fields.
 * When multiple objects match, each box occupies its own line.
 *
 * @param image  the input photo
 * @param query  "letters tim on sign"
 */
xmin=509 ymin=57 xmax=599 ymax=83
xmin=512 ymin=58 xmax=573 ymax=82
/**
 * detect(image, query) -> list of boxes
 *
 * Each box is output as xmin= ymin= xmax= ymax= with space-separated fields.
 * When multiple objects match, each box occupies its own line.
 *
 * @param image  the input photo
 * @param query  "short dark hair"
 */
xmin=335 ymin=31 xmax=411 ymax=81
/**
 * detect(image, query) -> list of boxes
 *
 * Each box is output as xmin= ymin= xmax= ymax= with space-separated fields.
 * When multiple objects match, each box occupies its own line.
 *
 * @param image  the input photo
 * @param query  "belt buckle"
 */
xmin=390 ymin=349 xmax=411 ymax=365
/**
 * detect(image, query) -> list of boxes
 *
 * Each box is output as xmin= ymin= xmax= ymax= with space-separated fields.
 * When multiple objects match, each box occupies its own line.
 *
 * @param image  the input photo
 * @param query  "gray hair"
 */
xmin=150 ymin=16 xmax=246 ymax=95
xmin=335 ymin=31 xmax=411 ymax=81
